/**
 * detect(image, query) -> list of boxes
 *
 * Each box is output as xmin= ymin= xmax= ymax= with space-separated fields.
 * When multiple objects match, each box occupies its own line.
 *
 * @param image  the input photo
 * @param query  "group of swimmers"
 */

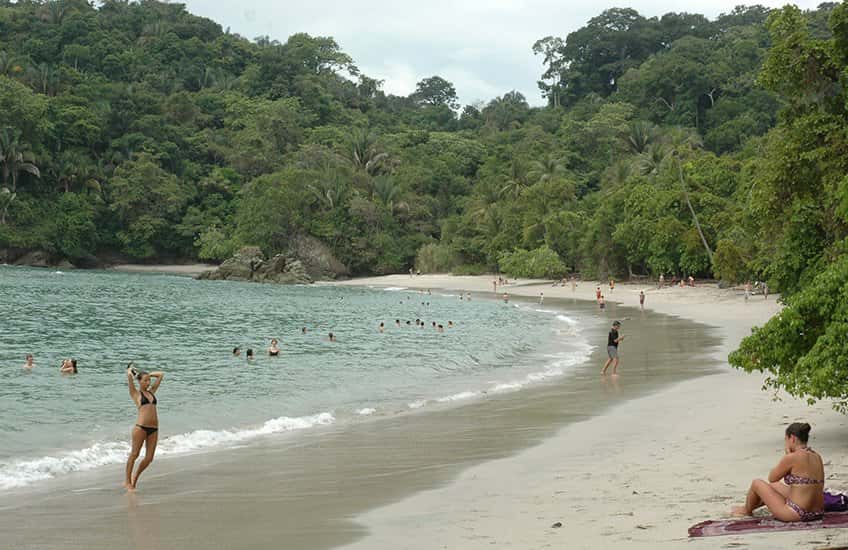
xmin=21 ymin=354 xmax=78 ymax=373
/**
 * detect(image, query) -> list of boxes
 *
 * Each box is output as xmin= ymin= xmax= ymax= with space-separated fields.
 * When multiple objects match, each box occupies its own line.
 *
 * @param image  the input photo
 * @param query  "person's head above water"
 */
xmin=302 ymin=327 xmax=307 ymax=334
xmin=246 ymin=349 xmax=254 ymax=358
xmin=232 ymin=347 xmax=240 ymax=356
xmin=785 ymin=422 xmax=812 ymax=447
xmin=270 ymin=338 xmax=278 ymax=346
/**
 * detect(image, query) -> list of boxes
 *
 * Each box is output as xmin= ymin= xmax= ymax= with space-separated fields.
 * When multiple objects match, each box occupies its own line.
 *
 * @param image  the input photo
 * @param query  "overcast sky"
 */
xmin=178 ymin=0 xmax=824 ymax=106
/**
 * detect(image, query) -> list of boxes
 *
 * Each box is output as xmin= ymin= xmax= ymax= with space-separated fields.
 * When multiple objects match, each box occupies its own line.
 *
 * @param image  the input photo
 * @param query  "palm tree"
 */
xmin=343 ymin=129 xmax=388 ymax=177
xmin=624 ymin=121 xmax=657 ymax=155
xmin=0 ymin=187 xmax=15 ymax=225
xmin=639 ymin=127 xmax=713 ymax=263
xmin=529 ymin=153 xmax=567 ymax=184
xmin=307 ymin=168 xmax=347 ymax=210
xmin=0 ymin=127 xmax=40 ymax=195
xmin=0 ymin=51 xmax=21 ymax=78
xmin=28 ymin=63 xmax=59 ymax=96
xmin=52 ymin=150 xmax=101 ymax=194
xmin=41 ymin=1 xmax=68 ymax=24
xmin=499 ymin=158 xmax=531 ymax=198
xmin=373 ymin=175 xmax=409 ymax=215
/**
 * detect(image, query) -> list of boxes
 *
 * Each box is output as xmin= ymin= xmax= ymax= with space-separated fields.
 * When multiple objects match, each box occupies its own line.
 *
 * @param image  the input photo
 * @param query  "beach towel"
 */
xmin=689 ymin=512 xmax=848 ymax=537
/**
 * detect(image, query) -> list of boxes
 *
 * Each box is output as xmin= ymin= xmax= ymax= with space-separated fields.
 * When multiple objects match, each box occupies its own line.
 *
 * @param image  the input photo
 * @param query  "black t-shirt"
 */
xmin=608 ymin=329 xmax=619 ymax=347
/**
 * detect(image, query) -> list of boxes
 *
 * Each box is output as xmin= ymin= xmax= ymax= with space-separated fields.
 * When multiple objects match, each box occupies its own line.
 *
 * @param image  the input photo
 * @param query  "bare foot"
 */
xmin=612 ymin=373 xmax=619 ymax=378
xmin=731 ymin=506 xmax=749 ymax=517
xmin=123 ymin=482 xmax=135 ymax=492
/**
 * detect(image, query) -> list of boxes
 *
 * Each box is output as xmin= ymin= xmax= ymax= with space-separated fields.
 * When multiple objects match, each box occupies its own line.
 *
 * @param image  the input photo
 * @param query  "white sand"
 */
xmin=337 ymin=275 xmax=848 ymax=549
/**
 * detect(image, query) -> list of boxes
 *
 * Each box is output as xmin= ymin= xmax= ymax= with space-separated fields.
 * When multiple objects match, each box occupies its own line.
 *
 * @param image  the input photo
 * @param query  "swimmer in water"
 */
xmin=23 ymin=353 xmax=34 ymax=369
xmin=268 ymin=338 xmax=280 ymax=356
xmin=302 ymin=327 xmax=308 ymax=334
xmin=396 ymin=319 xmax=401 ymax=327
xmin=432 ymin=321 xmax=437 ymax=329
xmin=467 ymin=292 xmax=472 ymax=301
xmin=246 ymin=349 xmax=254 ymax=360
xmin=448 ymin=321 xmax=454 ymax=328
xmin=503 ymin=292 xmax=509 ymax=303
xmin=60 ymin=358 xmax=78 ymax=374
xmin=232 ymin=347 xmax=241 ymax=357
xmin=328 ymin=332 xmax=337 ymax=342
xmin=437 ymin=324 xmax=444 ymax=333
xmin=125 ymin=363 xmax=164 ymax=490
xmin=379 ymin=322 xmax=385 ymax=333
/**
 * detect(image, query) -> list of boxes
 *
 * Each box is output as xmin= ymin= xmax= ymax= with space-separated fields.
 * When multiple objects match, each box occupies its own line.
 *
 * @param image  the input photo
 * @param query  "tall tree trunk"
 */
xmin=677 ymin=161 xmax=713 ymax=264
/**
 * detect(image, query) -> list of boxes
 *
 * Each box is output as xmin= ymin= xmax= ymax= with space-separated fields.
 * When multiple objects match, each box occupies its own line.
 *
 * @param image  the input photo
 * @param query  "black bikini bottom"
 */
xmin=136 ymin=425 xmax=158 ymax=436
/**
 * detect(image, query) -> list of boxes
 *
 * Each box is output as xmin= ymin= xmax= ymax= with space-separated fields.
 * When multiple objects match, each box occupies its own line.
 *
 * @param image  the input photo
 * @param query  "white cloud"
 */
xmin=180 ymin=0 xmax=827 ymax=106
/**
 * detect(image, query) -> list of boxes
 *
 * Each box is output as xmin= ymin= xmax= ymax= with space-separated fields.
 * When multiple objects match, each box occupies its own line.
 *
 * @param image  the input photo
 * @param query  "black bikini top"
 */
xmin=140 ymin=391 xmax=158 ymax=406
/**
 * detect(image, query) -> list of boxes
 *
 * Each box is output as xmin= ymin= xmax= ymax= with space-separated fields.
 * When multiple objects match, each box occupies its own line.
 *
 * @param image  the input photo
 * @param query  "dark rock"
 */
xmin=14 ymin=250 xmax=52 ymax=268
xmin=287 ymin=235 xmax=348 ymax=280
xmin=56 ymin=260 xmax=76 ymax=270
xmin=551 ymin=522 xmax=562 ymax=528
xmin=197 ymin=247 xmax=312 ymax=285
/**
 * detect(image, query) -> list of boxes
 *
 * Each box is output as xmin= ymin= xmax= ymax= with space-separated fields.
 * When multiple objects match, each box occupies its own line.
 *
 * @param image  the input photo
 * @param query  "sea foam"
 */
xmin=0 ymin=412 xmax=334 ymax=490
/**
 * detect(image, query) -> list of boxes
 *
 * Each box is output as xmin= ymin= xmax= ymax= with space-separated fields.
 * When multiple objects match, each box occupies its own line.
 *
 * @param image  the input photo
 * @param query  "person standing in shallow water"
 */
xmin=125 ymin=364 xmax=164 ymax=490
xmin=601 ymin=321 xmax=624 ymax=376
xmin=639 ymin=291 xmax=645 ymax=310
xmin=23 ymin=353 xmax=35 ymax=369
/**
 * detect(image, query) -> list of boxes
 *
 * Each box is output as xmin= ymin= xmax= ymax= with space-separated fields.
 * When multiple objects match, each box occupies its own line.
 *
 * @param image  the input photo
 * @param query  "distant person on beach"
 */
xmin=659 ymin=274 xmax=664 ymax=288
xmin=601 ymin=321 xmax=624 ymax=375
xmin=409 ymin=267 xmax=414 ymax=277
xmin=596 ymin=286 xmax=602 ymax=300
xmin=744 ymin=281 xmax=751 ymax=302
xmin=125 ymin=364 xmax=164 ymax=490
xmin=246 ymin=349 xmax=254 ymax=360
xmin=232 ymin=347 xmax=241 ymax=357
xmin=539 ymin=292 xmax=544 ymax=305
xmin=764 ymin=282 xmax=769 ymax=300
xmin=571 ymin=277 xmax=577 ymax=292
xmin=23 ymin=353 xmax=34 ymax=369
xmin=609 ymin=279 xmax=615 ymax=293
xmin=268 ymin=338 xmax=280 ymax=356
xmin=731 ymin=422 xmax=824 ymax=522
xmin=688 ymin=275 xmax=695 ymax=287
xmin=599 ymin=295 xmax=606 ymax=310
xmin=493 ymin=279 xmax=498 ymax=293
xmin=639 ymin=291 xmax=645 ymax=310
xmin=60 ymin=359 xmax=77 ymax=374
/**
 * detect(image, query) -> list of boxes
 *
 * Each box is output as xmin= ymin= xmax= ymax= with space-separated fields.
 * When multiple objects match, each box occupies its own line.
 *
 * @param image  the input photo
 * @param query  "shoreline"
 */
xmin=0 ymin=279 xmax=722 ymax=550
xmin=336 ymin=274 xmax=848 ymax=549
xmin=108 ymin=263 xmax=216 ymax=276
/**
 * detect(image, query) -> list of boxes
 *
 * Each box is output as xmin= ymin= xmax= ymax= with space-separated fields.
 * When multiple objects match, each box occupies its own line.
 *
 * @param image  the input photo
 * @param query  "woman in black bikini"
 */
xmin=732 ymin=422 xmax=825 ymax=521
xmin=125 ymin=363 xmax=164 ymax=490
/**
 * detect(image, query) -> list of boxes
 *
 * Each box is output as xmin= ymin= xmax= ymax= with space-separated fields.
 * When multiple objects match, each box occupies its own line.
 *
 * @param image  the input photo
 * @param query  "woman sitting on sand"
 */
xmin=125 ymin=364 xmax=164 ymax=490
xmin=268 ymin=338 xmax=280 ymax=356
xmin=731 ymin=422 xmax=824 ymax=521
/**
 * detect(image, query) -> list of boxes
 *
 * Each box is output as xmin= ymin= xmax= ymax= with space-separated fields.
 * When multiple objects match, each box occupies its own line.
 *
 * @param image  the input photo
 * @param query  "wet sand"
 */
xmin=110 ymin=264 xmax=215 ymax=276
xmin=0 ymin=297 xmax=722 ymax=550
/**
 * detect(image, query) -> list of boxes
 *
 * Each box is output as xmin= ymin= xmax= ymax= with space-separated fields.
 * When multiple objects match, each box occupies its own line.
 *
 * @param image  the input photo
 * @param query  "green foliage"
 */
xmin=729 ymin=253 xmax=848 ymax=412
xmin=498 ymin=246 xmax=568 ymax=279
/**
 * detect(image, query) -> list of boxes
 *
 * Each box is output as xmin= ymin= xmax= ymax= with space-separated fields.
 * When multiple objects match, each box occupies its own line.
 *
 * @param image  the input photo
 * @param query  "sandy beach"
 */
xmin=336 ymin=275 xmax=848 ymax=549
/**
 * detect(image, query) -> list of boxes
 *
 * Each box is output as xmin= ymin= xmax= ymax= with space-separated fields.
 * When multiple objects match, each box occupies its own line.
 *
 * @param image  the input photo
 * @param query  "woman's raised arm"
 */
xmin=127 ymin=365 xmax=139 ymax=404
xmin=149 ymin=371 xmax=164 ymax=393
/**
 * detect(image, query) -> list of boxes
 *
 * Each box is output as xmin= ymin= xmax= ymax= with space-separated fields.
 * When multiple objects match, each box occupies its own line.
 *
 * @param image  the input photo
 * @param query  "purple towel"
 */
xmin=689 ymin=512 xmax=848 ymax=537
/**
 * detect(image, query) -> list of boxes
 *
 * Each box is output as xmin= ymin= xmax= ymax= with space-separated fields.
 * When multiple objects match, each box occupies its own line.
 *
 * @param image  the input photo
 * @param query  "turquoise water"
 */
xmin=0 ymin=266 xmax=593 ymax=490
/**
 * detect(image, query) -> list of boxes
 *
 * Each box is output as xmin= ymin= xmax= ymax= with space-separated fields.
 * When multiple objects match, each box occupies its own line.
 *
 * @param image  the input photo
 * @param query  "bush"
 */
xmin=498 ymin=246 xmax=568 ymax=279
xmin=415 ymin=242 xmax=457 ymax=273
xmin=712 ymin=239 xmax=747 ymax=283
xmin=196 ymin=226 xmax=237 ymax=261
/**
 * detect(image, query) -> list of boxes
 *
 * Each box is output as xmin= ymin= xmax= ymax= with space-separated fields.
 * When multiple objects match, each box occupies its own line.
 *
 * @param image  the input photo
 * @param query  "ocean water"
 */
xmin=0 ymin=266 xmax=594 ymax=490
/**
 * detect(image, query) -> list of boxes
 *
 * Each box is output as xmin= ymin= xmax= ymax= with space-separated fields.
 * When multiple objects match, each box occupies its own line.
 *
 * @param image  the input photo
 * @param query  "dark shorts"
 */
xmin=607 ymin=345 xmax=618 ymax=359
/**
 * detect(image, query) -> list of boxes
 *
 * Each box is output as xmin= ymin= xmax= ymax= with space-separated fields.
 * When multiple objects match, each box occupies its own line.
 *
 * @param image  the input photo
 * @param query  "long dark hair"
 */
xmin=786 ymin=422 xmax=812 ymax=443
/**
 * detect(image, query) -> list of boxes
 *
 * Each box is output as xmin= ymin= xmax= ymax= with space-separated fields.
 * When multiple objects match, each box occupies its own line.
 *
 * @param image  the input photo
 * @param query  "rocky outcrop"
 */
xmin=288 ymin=235 xmax=349 ymax=280
xmin=14 ymin=250 xmax=54 ymax=268
xmin=196 ymin=247 xmax=312 ymax=285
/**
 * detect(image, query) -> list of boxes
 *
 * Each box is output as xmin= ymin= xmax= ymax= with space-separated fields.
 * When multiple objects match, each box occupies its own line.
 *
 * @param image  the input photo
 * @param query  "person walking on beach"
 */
xmin=639 ymin=291 xmax=645 ymax=310
xmin=764 ymin=282 xmax=769 ymax=300
xmin=744 ymin=281 xmax=751 ymax=302
xmin=23 ymin=353 xmax=34 ymax=369
xmin=659 ymin=274 xmax=664 ymax=288
xmin=609 ymin=279 xmax=615 ymax=293
xmin=571 ymin=277 xmax=576 ymax=292
xmin=601 ymin=321 xmax=624 ymax=376
xmin=596 ymin=286 xmax=602 ymax=300
xmin=125 ymin=364 xmax=164 ymax=490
